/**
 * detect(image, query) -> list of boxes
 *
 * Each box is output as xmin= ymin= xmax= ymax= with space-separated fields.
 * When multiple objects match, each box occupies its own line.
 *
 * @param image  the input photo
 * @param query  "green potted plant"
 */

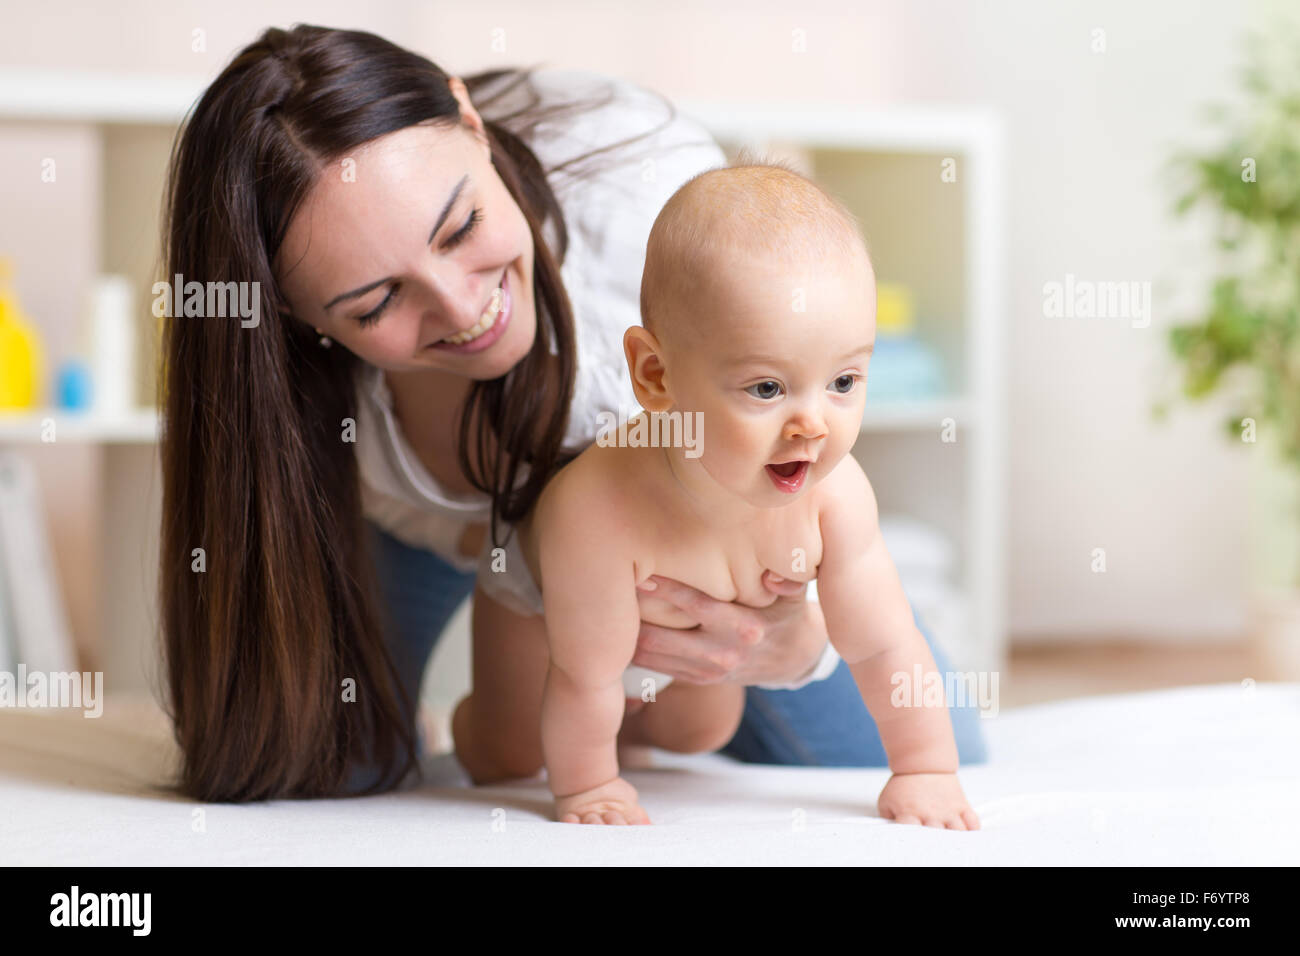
xmin=1161 ymin=28 xmax=1300 ymax=679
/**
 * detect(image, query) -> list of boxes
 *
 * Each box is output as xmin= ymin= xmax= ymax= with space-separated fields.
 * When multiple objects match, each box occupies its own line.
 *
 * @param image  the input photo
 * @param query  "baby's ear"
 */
xmin=623 ymin=326 xmax=673 ymax=412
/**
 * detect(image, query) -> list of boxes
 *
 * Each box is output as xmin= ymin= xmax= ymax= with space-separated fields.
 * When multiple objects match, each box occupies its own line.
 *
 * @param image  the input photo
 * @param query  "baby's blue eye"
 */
xmin=746 ymin=381 xmax=782 ymax=400
xmin=830 ymin=374 xmax=857 ymax=394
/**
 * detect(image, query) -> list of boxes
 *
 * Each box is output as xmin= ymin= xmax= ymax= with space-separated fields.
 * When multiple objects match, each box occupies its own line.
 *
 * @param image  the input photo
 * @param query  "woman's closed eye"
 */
xmin=357 ymin=287 xmax=397 ymax=327
xmin=354 ymin=206 xmax=485 ymax=328
xmin=444 ymin=206 xmax=483 ymax=250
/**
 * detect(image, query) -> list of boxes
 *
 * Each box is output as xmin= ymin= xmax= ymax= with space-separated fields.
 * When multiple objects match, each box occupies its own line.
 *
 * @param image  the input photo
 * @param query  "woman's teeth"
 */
xmin=443 ymin=286 xmax=504 ymax=345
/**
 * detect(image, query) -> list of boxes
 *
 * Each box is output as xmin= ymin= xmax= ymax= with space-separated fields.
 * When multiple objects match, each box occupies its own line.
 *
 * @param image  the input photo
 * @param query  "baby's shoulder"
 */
xmin=534 ymin=440 xmax=648 ymax=529
xmin=812 ymin=454 xmax=879 ymax=532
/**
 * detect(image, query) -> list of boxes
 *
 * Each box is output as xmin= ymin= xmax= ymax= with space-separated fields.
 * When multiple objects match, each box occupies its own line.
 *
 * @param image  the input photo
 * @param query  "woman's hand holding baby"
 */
xmin=554 ymin=776 xmax=651 ymax=825
xmin=630 ymin=571 xmax=828 ymax=686
xmin=877 ymin=772 xmax=981 ymax=830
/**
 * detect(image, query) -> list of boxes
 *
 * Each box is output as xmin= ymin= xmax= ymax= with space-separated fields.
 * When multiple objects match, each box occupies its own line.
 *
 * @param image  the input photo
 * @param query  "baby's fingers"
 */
xmin=557 ymin=806 xmax=651 ymax=825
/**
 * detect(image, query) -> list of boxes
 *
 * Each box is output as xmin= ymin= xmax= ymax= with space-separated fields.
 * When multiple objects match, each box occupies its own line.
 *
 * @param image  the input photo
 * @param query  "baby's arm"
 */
xmin=816 ymin=459 xmax=979 ymax=829
xmin=534 ymin=472 xmax=650 ymax=825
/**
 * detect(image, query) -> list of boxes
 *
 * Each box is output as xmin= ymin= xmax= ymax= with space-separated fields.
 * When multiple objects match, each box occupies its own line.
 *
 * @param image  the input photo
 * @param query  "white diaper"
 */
xmin=622 ymin=665 xmax=674 ymax=700
xmin=476 ymin=528 xmax=675 ymax=698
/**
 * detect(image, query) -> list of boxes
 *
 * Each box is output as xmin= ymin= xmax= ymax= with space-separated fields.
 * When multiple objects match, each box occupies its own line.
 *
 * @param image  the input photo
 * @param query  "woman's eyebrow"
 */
xmin=321 ymin=174 xmax=470 ymax=312
xmin=427 ymin=174 xmax=469 ymax=244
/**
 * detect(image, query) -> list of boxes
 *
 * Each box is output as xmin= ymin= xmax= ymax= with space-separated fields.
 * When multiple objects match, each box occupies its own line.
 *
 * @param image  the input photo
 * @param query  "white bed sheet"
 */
xmin=1 ymin=682 xmax=1296 ymax=866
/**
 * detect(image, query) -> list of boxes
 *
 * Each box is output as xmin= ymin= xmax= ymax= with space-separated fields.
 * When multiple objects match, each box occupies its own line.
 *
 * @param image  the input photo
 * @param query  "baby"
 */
xmin=457 ymin=162 xmax=979 ymax=830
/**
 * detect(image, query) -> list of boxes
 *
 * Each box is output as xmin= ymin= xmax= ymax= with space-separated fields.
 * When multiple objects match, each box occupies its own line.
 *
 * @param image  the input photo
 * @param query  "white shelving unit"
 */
xmin=680 ymin=97 xmax=1007 ymax=675
xmin=0 ymin=69 xmax=1006 ymax=694
xmin=0 ymin=411 xmax=160 ymax=444
xmin=0 ymin=70 xmax=197 ymax=692
xmin=0 ymin=68 xmax=203 ymax=123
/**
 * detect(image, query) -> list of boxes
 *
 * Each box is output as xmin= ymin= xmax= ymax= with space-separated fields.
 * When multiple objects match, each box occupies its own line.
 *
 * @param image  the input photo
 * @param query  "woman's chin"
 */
xmin=450 ymin=324 xmax=534 ymax=379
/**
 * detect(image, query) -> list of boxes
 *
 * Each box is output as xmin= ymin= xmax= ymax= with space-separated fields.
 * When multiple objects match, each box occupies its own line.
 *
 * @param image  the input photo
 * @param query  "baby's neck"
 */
xmin=656 ymin=439 xmax=763 ymax=529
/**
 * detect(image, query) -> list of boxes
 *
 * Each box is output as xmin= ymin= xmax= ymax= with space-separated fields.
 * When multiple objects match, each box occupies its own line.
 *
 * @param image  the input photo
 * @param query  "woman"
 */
xmin=158 ymin=23 xmax=986 ymax=803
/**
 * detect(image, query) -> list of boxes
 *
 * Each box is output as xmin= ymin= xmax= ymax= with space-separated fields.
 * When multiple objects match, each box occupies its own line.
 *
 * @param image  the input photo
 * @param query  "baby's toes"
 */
xmin=602 ymin=810 xmax=628 ymax=825
xmin=943 ymin=814 xmax=968 ymax=830
xmin=961 ymin=808 xmax=981 ymax=831
xmin=893 ymin=813 xmax=923 ymax=826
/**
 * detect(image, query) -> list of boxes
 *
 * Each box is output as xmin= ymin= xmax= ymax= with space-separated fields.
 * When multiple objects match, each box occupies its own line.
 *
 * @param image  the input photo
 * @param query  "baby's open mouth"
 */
xmin=765 ymin=460 xmax=810 ymax=492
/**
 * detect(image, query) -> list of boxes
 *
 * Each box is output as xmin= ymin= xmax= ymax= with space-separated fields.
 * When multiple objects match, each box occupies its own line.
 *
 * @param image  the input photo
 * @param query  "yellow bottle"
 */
xmin=875 ymin=282 xmax=915 ymax=337
xmin=0 ymin=258 xmax=44 ymax=409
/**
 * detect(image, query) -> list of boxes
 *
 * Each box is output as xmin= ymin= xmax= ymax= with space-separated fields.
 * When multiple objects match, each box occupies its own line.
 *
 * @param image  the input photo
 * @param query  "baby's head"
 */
xmin=625 ymin=160 xmax=876 ymax=506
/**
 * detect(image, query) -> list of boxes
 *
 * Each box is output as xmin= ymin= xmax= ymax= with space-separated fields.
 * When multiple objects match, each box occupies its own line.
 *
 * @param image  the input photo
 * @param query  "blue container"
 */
xmin=56 ymin=360 xmax=93 ymax=410
xmin=867 ymin=337 xmax=946 ymax=402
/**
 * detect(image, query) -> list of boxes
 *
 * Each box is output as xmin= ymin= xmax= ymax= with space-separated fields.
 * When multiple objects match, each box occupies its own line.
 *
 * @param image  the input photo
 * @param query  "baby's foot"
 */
xmin=554 ymin=776 xmax=651 ymax=825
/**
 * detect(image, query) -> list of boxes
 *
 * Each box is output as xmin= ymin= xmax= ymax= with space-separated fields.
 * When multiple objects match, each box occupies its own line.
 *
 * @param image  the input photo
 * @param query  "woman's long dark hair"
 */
xmin=157 ymin=23 xmax=680 ymax=801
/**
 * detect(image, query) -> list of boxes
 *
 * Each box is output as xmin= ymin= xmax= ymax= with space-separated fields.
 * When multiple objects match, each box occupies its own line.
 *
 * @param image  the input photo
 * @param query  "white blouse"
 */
xmin=353 ymin=68 xmax=840 ymax=690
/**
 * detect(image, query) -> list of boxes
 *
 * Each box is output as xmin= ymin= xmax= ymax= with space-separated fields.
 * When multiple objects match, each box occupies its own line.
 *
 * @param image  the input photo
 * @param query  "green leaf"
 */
xmin=1168 ymin=324 xmax=1200 ymax=357
xmin=1224 ymin=413 xmax=1250 ymax=440
xmin=1173 ymin=191 xmax=1199 ymax=216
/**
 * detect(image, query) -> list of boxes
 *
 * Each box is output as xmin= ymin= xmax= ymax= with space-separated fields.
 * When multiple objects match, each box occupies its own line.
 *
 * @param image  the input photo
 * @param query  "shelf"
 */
xmin=678 ymin=98 xmax=1001 ymax=154
xmin=0 ymin=69 xmax=202 ymax=124
xmin=0 ymin=409 xmax=159 ymax=443
xmin=861 ymin=397 xmax=973 ymax=431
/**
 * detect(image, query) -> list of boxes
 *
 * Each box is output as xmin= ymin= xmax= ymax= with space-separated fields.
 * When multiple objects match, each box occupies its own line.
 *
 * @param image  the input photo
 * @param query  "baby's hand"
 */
xmin=554 ymin=776 xmax=652 ymax=825
xmin=877 ymin=772 xmax=980 ymax=830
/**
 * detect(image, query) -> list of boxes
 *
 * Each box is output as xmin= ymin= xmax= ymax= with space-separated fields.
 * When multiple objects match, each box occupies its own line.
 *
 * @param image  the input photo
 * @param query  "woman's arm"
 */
xmin=629 ymin=571 xmax=836 ymax=687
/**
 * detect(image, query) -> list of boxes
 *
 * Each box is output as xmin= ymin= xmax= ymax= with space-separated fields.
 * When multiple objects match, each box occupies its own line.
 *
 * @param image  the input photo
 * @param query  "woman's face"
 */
xmin=276 ymin=77 xmax=536 ymax=380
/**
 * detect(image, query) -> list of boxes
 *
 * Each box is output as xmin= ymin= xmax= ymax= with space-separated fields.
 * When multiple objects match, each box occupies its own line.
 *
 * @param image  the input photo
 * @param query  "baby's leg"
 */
xmin=452 ymin=587 xmax=662 ymax=781
xmin=451 ymin=582 xmax=551 ymax=784
xmin=620 ymin=681 xmax=746 ymax=755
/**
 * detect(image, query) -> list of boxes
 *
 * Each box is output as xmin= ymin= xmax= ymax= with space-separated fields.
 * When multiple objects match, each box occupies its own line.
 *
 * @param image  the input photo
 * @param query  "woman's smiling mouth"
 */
xmin=430 ymin=268 xmax=512 ymax=353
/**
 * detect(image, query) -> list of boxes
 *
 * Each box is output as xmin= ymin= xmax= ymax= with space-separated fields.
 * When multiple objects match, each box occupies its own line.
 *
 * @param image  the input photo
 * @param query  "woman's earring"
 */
xmin=314 ymin=327 xmax=332 ymax=348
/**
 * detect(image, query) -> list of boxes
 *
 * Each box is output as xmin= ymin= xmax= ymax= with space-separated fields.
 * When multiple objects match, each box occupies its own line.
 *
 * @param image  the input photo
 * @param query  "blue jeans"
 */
xmin=344 ymin=523 xmax=987 ymax=793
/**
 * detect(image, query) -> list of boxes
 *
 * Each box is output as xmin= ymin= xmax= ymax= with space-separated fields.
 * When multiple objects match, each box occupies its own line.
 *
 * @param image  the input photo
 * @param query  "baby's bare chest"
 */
xmin=639 ymin=506 xmax=824 ymax=615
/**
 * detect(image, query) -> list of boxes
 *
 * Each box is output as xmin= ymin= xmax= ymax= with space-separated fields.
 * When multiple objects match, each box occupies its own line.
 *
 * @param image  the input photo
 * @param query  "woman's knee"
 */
xmin=637 ymin=684 xmax=746 ymax=755
xmin=451 ymin=693 xmax=544 ymax=783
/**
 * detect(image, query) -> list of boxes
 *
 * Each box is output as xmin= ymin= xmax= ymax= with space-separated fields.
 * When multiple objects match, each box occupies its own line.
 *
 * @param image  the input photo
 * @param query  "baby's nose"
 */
xmin=783 ymin=413 xmax=827 ymax=441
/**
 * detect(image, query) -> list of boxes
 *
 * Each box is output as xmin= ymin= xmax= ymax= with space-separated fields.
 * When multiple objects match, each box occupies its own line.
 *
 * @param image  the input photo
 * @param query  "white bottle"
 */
xmin=85 ymin=275 xmax=136 ymax=418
